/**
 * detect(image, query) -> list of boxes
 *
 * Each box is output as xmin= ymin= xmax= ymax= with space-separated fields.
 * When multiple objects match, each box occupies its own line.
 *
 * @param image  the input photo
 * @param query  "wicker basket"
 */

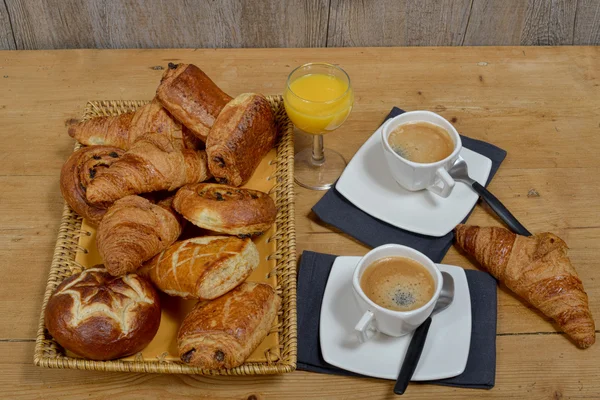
xmin=34 ymin=96 xmax=297 ymax=375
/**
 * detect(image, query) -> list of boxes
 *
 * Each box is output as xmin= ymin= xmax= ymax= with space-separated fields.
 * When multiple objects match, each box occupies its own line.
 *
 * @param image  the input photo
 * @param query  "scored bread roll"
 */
xmin=60 ymin=145 xmax=125 ymax=225
xmin=173 ymin=183 xmax=277 ymax=237
xmin=140 ymin=236 xmax=259 ymax=299
xmin=97 ymin=195 xmax=183 ymax=276
xmin=44 ymin=267 xmax=161 ymax=360
xmin=177 ymin=282 xmax=281 ymax=369
xmin=206 ymin=93 xmax=277 ymax=187
xmin=156 ymin=63 xmax=233 ymax=141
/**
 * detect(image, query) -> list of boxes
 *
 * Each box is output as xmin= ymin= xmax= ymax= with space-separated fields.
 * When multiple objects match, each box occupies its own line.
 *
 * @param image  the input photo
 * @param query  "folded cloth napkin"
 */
xmin=312 ymin=107 xmax=508 ymax=263
xmin=297 ymin=251 xmax=498 ymax=389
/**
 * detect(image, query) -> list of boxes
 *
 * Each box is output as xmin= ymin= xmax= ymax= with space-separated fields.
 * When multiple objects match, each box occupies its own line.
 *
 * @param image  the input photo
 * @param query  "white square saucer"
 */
xmin=336 ymin=126 xmax=492 ymax=237
xmin=319 ymin=256 xmax=472 ymax=381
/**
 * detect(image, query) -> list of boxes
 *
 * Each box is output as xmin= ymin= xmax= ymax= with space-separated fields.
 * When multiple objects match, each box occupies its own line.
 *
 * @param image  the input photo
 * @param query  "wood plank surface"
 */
xmin=0 ymin=0 xmax=16 ymax=50
xmin=0 ymin=47 xmax=599 ymax=398
xmin=5 ymin=0 xmax=329 ymax=49
xmin=574 ymin=0 xmax=600 ymax=45
xmin=520 ymin=0 xmax=577 ymax=45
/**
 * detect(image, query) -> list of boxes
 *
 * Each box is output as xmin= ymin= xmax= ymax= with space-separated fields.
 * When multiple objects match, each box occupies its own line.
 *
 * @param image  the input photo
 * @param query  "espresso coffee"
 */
xmin=388 ymin=121 xmax=454 ymax=163
xmin=360 ymin=256 xmax=435 ymax=312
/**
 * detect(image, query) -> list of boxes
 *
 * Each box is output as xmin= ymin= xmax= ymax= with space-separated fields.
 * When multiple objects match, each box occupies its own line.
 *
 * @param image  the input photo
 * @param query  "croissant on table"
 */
xmin=68 ymin=99 xmax=201 ymax=151
xmin=455 ymin=224 xmax=595 ymax=348
xmin=85 ymin=132 xmax=211 ymax=204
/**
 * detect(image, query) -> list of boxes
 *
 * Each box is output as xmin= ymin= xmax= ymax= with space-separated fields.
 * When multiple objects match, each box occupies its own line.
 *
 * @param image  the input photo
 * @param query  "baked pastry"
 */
xmin=86 ymin=132 xmax=211 ymax=204
xmin=60 ymin=145 xmax=125 ymax=225
xmin=44 ymin=267 xmax=161 ymax=360
xmin=67 ymin=99 xmax=200 ymax=150
xmin=173 ymin=183 xmax=277 ymax=237
xmin=97 ymin=195 xmax=183 ymax=276
xmin=177 ymin=282 xmax=280 ymax=369
xmin=140 ymin=236 xmax=259 ymax=299
xmin=156 ymin=63 xmax=232 ymax=141
xmin=455 ymin=224 xmax=595 ymax=348
xmin=206 ymin=93 xmax=277 ymax=186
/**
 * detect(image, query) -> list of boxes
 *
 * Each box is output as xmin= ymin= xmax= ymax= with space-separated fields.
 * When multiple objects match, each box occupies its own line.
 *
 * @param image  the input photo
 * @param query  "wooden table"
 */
xmin=1 ymin=47 xmax=599 ymax=399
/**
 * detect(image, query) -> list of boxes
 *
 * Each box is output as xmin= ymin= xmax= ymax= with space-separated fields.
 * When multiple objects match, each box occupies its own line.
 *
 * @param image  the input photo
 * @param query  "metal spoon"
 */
xmin=448 ymin=159 xmax=531 ymax=236
xmin=394 ymin=272 xmax=455 ymax=395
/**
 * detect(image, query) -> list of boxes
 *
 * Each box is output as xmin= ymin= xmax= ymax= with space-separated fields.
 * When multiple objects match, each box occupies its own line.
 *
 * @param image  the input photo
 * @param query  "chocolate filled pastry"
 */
xmin=60 ymin=145 xmax=125 ymax=225
xmin=206 ymin=93 xmax=277 ymax=187
xmin=67 ymin=99 xmax=201 ymax=151
xmin=177 ymin=282 xmax=280 ymax=369
xmin=44 ymin=267 xmax=161 ymax=360
xmin=97 ymin=195 xmax=183 ymax=276
xmin=173 ymin=183 xmax=277 ymax=237
xmin=140 ymin=236 xmax=259 ymax=299
xmin=156 ymin=63 xmax=233 ymax=141
xmin=86 ymin=132 xmax=211 ymax=204
xmin=455 ymin=224 xmax=595 ymax=348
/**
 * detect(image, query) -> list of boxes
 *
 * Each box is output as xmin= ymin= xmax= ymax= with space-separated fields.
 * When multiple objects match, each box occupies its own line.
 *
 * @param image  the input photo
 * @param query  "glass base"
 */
xmin=294 ymin=148 xmax=346 ymax=190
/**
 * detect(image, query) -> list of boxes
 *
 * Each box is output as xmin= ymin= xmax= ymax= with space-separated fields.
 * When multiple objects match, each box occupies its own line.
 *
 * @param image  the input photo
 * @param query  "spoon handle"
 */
xmin=393 ymin=317 xmax=432 ymax=395
xmin=471 ymin=182 xmax=532 ymax=237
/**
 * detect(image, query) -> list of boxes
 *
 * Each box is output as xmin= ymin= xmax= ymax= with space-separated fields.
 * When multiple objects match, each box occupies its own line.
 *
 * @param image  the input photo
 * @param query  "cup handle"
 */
xmin=427 ymin=167 xmax=455 ymax=198
xmin=355 ymin=310 xmax=375 ymax=343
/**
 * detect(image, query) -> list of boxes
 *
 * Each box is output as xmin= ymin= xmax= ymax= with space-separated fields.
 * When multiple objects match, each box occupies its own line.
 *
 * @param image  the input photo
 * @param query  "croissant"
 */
xmin=85 ymin=132 xmax=211 ymax=204
xmin=68 ymin=99 xmax=201 ymax=150
xmin=455 ymin=224 xmax=595 ymax=348
xmin=59 ymin=145 xmax=125 ymax=225
xmin=97 ymin=195 xmax=183 ymax=276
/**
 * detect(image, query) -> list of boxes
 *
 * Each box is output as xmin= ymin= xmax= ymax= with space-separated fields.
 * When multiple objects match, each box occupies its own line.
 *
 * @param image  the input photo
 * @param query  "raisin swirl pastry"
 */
xmin=172 ymin=183 xmax=277 ymax=237
xmin=60 ymin=145 xmax=125 ymax=225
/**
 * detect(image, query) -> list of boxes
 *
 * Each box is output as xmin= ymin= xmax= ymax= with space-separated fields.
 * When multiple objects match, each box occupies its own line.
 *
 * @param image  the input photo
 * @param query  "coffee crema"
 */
xmin=360 ymin=256 xmax=435 ymax=312
xmin=388 ymin=121 xmax=454 ymax=163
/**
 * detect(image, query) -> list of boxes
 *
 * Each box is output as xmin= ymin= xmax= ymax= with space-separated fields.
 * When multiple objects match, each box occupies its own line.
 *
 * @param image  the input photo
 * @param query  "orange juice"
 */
xmin=284 ymin=73 xmax=353 ymax=134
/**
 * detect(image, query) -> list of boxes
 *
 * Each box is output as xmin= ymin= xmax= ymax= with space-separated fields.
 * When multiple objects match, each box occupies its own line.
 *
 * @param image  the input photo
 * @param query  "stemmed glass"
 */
xmin=283 ymin=63 xmax=354 ymax=190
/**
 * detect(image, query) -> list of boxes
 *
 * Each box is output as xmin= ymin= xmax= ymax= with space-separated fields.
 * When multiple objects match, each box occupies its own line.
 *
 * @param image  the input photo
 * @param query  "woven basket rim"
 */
xmin=34 ymin=96 xmax=297 ymax=375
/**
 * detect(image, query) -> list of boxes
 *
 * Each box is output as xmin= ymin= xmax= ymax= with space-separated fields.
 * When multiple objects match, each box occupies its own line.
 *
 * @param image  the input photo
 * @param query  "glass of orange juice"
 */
xmin=284 ymin=63 xmax=354 ymax=190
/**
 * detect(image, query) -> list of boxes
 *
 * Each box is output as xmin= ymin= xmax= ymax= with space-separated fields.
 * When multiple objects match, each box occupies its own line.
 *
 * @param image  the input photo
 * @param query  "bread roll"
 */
xmin=44 ymin=267 xmax=161 ymax=360
xmin=173 ymin=183 xmax=277 ymax=237
xmin=60 ymin=145 xmax=125 ymax=225
xmin=97 ymin=195 xmax=183 ymax=276
xmin=156 ymin=63 xmax=232 ymax=141
xmin=206 ymin=93 xmax=277 ymax=186
xmin=177 ymin=282 xmax=280 ymax=369
xmin=140 ymin=236 xmax=259 ymax=299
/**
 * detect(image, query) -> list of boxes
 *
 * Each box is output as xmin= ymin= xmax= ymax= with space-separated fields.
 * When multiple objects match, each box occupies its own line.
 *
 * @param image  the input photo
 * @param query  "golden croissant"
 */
xmin=68 ymin=99 xmax=201 ymax=150
xmin=85 ymin=132 xmax=211 ymax=204
xmin=455 ymin=224 xmax=595 ymax=348
xmin=97 ymin=195 xmax=182 ymax=276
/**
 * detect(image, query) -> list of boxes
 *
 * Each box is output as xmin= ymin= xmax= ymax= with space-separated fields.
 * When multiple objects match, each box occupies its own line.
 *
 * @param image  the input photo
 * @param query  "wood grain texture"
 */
xmin=1 ymin=47 xmax=600 ymax=398
xmin=327 ymin=0 xmax=473 ymax=46
xmin=574 ymin=0 xmax=600 ymax=45
xmin=521 ymin=0 xmax=577 ymax=45
xmin=0 ymin=0 xmax=16 ymax=50
xmin=5 ymin=0 xmax=329 ymax=50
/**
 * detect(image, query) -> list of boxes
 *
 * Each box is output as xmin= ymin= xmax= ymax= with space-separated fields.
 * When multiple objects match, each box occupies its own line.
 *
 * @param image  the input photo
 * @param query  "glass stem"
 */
xmin=312 ymin=134 xmax=325 ymax=165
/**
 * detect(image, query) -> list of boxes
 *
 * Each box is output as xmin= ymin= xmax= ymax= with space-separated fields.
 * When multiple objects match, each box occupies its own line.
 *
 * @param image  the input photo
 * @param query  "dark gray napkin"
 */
xmin=297 ymin=250 xmax=498 ymax=389
xmin=312 ymin=107 xmax=507 ymax=263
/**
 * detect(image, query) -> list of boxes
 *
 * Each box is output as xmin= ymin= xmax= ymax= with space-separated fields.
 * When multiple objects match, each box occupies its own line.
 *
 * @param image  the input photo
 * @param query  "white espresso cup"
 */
xmin=353 ymin=244 xmax=443 ymax=343
xmin=381 ymin=111 xmax=462 ymax=198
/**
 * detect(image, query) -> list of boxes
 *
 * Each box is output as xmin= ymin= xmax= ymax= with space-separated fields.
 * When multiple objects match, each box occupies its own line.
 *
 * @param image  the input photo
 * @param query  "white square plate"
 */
xmin=319 ymin=256 xmax=472 ymax=381
xmin=336 ymin=126 xmax=492 ymax=237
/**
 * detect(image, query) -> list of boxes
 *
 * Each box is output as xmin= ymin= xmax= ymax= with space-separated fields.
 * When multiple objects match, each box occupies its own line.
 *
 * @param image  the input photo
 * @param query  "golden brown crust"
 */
xmin=177 ymin=282 xmax=280 ymax=369
xmin=140 ymin=236 xmax=259 ymax=299
xmin=173 ymin=183 xmax=277 ymax=236
xmin=60 ymin=146 xmax=125 ymax=225
xmin=68 ymin=99 xmax=196 ymax=151
xmin=156 ymin=63 xmax=232 ymax=141
xmin=97 ymin=195 xmax=183 ymax=276
xmin=455 ymin=224 xmax=595 ymax=348
xmin=206 ymin=93 xmax=277 ymax=187
xmin=85 ymin=133 xmax=211 ymax=204
xmin=44 ymin=267 xmax=161 ymax=360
